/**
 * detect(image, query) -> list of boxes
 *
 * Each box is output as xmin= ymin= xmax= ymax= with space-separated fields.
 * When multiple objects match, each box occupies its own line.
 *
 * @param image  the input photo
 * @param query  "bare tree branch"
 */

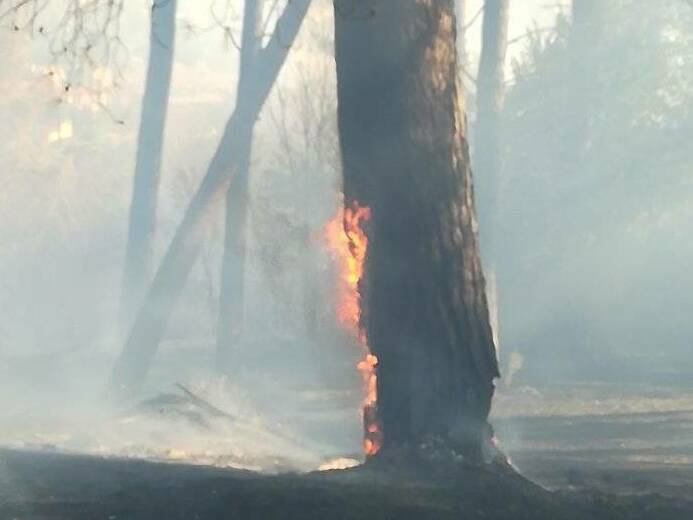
xmin=1 ymin=0 xmax=128 ymax=117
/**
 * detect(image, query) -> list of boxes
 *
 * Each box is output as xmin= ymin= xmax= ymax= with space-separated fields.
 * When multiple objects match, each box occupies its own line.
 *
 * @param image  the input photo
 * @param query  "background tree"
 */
xmin=110 ymin=0 xmax=311 ymax=394
xmin=216 ymin=0 xmax=266 ymax=368
xmin=334 ymin=0 xmax=499 ymax=457
xmin=497 ymin=0 xmax=693 ymax=380
xmin=217 ymin=2 xmax=342 ymax=368
xmin=120 ymin=0 xmax=178 ymax=334
xmin=260 ymin=55 xmax=340 ymax=341
xmin=473 ymin=0 xmax=509 ymax=347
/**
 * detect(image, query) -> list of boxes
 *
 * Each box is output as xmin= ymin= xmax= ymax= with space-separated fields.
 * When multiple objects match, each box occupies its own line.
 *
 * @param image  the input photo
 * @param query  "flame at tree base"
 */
xmin=324 ymin=201 xmax=382 ymax=457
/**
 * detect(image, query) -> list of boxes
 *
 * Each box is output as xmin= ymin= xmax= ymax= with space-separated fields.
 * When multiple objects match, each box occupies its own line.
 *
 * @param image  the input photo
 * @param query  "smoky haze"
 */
xmin=0 ymin=0 xmax=692 ymax=480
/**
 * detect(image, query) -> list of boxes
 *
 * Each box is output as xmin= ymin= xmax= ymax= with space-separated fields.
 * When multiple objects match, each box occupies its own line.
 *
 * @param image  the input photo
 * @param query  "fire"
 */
xmin=323 ymin=202 xmax=371 ymax=331
xmin=323 ymin=201 xmax=382 ymax=456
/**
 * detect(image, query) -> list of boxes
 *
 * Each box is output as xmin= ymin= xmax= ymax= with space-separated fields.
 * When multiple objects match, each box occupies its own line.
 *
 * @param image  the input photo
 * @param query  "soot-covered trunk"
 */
xmin=333 ymin=0 xmax=499 ymax=458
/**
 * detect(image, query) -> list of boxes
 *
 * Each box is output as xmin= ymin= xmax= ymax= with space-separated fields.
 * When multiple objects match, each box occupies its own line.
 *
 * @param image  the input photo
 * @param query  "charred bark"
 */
xmin=334 ymin=0 xmax=499 ymax=458
xmin=119 ymin=0 xmax=177 ymax=334
xmin=110 ymin=0 xmax=311 ymax=394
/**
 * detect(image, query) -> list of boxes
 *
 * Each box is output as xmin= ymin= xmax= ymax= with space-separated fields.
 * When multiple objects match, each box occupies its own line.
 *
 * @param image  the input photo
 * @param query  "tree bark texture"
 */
xmin=334 ymin=0 xmax=499 ymax=457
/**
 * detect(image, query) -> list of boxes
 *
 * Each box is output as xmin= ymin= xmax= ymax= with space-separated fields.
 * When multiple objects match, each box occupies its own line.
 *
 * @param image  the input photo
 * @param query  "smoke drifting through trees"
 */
xmin=1 ymin=0 xmax=693 ymax=485
xmin=110 ymin=0 xmax=311 ymax=394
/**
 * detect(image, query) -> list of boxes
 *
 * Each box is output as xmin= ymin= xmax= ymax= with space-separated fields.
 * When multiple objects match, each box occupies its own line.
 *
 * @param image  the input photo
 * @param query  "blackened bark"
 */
xmin=334 ymin=0 xmax=499 ymax=457
xmin=110 ymin=0 xmax=311 ymax=394
xmin=120 ymin=0 xmax=177 ymax=334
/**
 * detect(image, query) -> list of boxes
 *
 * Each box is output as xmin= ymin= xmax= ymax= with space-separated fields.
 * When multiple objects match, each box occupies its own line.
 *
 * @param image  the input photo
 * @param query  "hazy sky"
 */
xmin=169 ymin=1 xmax=570 ymax=70
xmin=465 ymin=0 xmax=570 ymax=72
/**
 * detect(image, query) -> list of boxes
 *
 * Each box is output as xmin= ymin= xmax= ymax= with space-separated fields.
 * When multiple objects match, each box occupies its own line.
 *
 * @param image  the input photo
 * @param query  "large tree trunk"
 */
xmin=119 ymin=0 xmax=177 ymax=334
xmin=334 ymin=0 xmax=499 ymax=458
xmin=215 ymin=0 xmax=266 ymax=369
xmin=110 ymin=0 xmax=311 ymax=394
xmin=474 ymin=0 xmax=509 ymax=347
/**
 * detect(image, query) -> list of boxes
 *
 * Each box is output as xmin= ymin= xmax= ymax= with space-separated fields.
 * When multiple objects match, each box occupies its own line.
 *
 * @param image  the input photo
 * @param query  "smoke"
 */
xmin=1 ymin=0 xmax=692 ymax=477
xmin=0 ymin=1 xmax=362 ymax=471
xmin=491 ymin=0 xmax=693 ymax=386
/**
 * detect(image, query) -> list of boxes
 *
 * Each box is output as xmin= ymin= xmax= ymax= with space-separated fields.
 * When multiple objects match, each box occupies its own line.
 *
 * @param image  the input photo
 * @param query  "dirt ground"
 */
xmin=1 ymin=446 xmax=693 ymax=520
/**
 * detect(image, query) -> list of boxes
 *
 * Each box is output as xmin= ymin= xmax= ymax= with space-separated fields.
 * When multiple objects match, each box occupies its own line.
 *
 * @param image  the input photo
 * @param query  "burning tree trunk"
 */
xmin=333 ymin=0 xmax=499 ymax=458
xmin=110 ymin=0 xmax=311 ymax=394
xmin=119 ymin=0 xmax=177 ymax=334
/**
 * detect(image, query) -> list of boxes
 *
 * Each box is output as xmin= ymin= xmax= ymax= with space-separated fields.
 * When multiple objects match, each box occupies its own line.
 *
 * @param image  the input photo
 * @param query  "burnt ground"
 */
xmin=498 ymin=411 xmax=693 ymax=499
xmin=1 ymin=351 xmax=692 ymax=519
xmin=1 ymin=446 xmax=692 ymax=520
xmin=492 ymin=382 xmax=693 ymax=501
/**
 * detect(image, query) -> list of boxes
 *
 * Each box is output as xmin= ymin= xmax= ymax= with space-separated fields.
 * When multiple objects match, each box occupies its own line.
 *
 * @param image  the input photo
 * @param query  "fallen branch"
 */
xmin=175 ymin=383 xmax=236 ymax=422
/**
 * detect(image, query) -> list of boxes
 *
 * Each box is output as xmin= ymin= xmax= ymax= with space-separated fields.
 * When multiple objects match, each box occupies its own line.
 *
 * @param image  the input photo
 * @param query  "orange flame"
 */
xmin=324 ymin=201 xmax=382 ymax=456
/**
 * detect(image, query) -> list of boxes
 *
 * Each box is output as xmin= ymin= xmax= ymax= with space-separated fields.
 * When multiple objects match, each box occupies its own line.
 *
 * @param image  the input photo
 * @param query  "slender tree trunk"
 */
xmin=119 ymin=0 xmax=177 ymax=334
xmin=216 ymin=0 xmax=266 ymax=369
xmin=474 ymin=0 xmax=509 ymax=347
xmin=455 ymin=0 xmax=467 ymax=71
xmin=334 ymin=0 xmax=499 ymax=458
xmin=110 ymin=0 xmax=311 ymax=394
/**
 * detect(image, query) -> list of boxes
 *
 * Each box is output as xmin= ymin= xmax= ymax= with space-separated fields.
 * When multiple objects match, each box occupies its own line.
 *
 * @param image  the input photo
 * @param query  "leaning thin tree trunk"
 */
xmin=110 ymin=0 xmax=311 ymax=394
xmin=119 ymin=0 xmax=177 ymax=334
xmin=334 ymin=0 xmax=499 ymax=458
xmin=216 ymin=0 xmax=266 ymax=369
xmin=474 ymin=0 xmax=509 ymax=348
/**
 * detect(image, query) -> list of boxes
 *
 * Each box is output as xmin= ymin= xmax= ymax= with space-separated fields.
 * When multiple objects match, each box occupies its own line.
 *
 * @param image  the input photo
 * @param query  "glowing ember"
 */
xmin=324 ymin=201 xmax=382 ymax=456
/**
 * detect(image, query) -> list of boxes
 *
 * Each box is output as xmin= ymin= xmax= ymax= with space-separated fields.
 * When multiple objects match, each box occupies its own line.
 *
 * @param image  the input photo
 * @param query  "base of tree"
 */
xmin=1 ymin=447 xmax=691 ymax=520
